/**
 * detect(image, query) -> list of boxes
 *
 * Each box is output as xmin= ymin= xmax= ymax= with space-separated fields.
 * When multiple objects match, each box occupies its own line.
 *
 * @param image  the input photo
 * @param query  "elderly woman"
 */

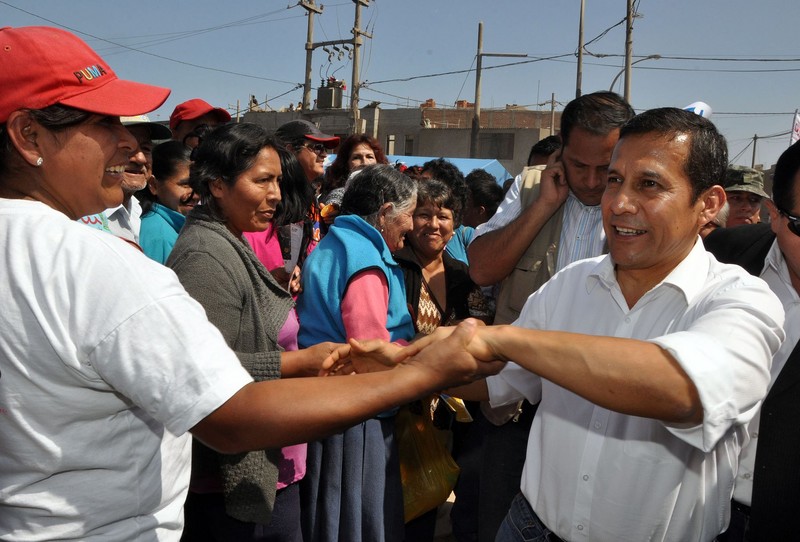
xmin=137 ymin=140 xmax=197 ymax=263
xmin=167 ymin=123 xmax=337 ymax=542
xmin=0 ymin=26 xmax=501 ymax=541
xmin=297 ymin=164 xmax=417 ymax=542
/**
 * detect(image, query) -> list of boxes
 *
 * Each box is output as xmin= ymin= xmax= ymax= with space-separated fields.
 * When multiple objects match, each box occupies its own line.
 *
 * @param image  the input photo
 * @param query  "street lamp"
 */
xmin=609 ymin=54 xmax=660 ymax=97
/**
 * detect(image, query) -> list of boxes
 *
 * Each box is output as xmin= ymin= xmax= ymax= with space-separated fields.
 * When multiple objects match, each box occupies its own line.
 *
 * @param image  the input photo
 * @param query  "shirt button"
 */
xmin=577 ymin=524 xmax=584 ymax=531
xmin=752 ymin=432 xmax=758 ymax=438
xmin=583 ymin=475 xmax=590 ymax=481
xmin=625 ymin=316 xmax=631 ymax=323
xmin=744 ymin=473 xmax=752 ymax=479
xmin=594 ymin=421 xmax=601 ymax=429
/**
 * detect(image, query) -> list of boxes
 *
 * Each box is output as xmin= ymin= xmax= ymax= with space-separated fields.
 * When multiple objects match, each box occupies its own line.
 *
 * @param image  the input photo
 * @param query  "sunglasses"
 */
xmin=301 ymin=142 xmax=328 ymax=156
xmin=776 ymin=204 xmax=800 ymax=237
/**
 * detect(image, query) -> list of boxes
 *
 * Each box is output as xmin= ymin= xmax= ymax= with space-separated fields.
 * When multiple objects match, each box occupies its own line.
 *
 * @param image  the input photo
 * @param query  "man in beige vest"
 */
xmin=465 ymin=91 xmax=634 ymax=541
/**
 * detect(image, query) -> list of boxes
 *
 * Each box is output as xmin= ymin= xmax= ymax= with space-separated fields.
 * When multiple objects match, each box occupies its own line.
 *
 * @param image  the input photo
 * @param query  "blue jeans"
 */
xmin=495 ymin=493 xmax=563 ymax=542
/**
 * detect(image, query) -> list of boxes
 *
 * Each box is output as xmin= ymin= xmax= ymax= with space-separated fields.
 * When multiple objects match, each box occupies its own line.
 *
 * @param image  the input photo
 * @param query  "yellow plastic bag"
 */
xmin=396 ymin=401 xmax=460 ymax=522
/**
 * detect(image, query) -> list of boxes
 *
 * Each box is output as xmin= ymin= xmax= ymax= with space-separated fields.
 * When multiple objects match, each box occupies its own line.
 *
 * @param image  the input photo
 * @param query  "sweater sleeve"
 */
xmin=341 ymin=269 xmax=392 ymax=342
xmin=170 ymin=248 xmax=282 ymax=382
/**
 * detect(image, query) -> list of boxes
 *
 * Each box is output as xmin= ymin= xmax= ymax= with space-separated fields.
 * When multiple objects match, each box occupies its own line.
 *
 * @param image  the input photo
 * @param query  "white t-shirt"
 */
xmin=487 ymin=240 xmax=785 ymax=542
xmin=0 ymin=199 xmax=252 ymax=541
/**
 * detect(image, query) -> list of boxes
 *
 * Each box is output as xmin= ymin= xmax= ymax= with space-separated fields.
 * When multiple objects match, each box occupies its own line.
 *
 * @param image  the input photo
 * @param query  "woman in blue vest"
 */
xmin=297 ymin=164 xmax=417 ymax=542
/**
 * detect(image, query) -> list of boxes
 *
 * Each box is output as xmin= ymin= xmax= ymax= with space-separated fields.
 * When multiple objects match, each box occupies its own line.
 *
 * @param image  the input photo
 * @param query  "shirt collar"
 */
xmin=587 ymin=237 xmax=709 ymax=305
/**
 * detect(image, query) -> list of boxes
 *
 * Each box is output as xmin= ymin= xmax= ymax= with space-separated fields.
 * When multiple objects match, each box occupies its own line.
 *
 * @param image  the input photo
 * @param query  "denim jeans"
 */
xmin=495 ymin=493 xmax=563 ymax=542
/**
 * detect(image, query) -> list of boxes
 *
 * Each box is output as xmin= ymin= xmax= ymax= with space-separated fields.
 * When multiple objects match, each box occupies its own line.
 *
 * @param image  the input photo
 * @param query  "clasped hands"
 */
xmin=320 ymin=319 xmax=506 ymax=386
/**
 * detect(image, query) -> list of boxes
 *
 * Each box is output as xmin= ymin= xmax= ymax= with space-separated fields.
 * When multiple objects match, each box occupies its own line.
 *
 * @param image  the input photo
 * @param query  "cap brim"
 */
xmin=123 ymin=121 xmax=172 ymax=140
xmin=306 ymin=135 xmax=340 ymax=148
xmin=59 ymin=78 xmax=170 ymax=119
xmin=726 ymin=185 xmax=769 ymax=199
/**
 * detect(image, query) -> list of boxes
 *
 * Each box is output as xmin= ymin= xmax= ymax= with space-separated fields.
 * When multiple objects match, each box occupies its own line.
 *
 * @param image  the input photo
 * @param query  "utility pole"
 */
xmin=576 ymin=0 xmax=585 ymax=98
xmin=623 ymin=0 xmax=634 ymax=102
xmin=300 ymin=0 xmax=323 ymax=111
xmin=351 ymin=0 xmax=371 ymax=133
xmin=550 ymin=93 xmax=556 ymax=136
xmin=470 ymin=22 xmax=527 ymax=158
xmin=751 ymin=134 xmax=758 ymax=168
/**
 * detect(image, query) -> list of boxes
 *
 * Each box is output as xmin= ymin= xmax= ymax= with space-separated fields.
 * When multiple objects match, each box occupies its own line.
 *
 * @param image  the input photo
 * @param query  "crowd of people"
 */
xmin=1 ymin=25 xmax=799 ymax=542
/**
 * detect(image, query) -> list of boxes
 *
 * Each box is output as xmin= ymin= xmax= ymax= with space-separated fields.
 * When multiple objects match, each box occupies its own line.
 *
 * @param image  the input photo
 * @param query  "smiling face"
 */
xmin=32 ymin=113 xmax=137 ymax=219
xmin=562 ymin=127 xmax=620 ymax=206
xmin=379 ymin=200 xmax=416 ymax=252
xmin=121 ymin=125 xmax=152 ymax=194
xmin=149 ymin=160 xmax=197 ymax=215
xmin=408 ymin=202 xmax=455 ymax=260
xmin=348 ymin=143 xmax=377 ymax=172
xmin=603 ymin=132 xmax=719 ymax=288
xmin=211 ymin=146 xmax=281 ymax=237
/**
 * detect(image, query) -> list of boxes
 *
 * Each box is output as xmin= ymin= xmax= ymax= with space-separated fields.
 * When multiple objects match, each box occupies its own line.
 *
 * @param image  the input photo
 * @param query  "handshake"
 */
xmin=321 ymin=319 xmax=507 ymax=392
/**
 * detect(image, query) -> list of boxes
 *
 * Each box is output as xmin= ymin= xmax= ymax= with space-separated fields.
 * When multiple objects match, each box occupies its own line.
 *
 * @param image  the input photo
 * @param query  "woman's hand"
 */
xmin=282 ymin=341 xmax=341 ymax=378
xmin=320 ymin=338 xmax=405 ymax=376
xmin=270 ymin=265 xmax=302 ymax=295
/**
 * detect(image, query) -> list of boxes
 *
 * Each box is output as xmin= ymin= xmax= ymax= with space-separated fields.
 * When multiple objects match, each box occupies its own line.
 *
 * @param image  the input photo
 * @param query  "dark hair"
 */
xmin=465 ymin=168 xmax=503 ymax=220
xmin=274 ymin=145 xmax=314 ymax=226
xmin=619 ymin=107 xmax=728 ymax=202
xmin=190 ymin=123 xmax=279 ymax=219
xmin=560 ymin=91 xmax=635 ymax=147
xmin=417 ymin=178 xmax=464 ymax=227
xmin=420 ymin=157 xmax=468 ymax=212
xmin=323 ymin=134 xmax=388 ymax=195
xmin=772 ymin=140 xmax=800 ymax=211
xmin=0 ymin=104 xmax=91 ymax=176
xmin=340 ymin=164 xmax=417 ymax=227
xmin=527 ymin=135 xmax=562 ymax=166
xmin=137 ymin=140 xmax=193 ymax=215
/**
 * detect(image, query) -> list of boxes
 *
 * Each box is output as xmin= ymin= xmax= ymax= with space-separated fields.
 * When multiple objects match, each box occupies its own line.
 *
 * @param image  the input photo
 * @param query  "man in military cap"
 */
xmin=725 ymin=165 xmax=768 ymax=227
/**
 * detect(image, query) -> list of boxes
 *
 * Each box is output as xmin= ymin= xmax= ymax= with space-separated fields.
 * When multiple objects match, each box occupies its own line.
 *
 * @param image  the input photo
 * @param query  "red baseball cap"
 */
xmin=169 ymin=98 xmax=232 ymax=131
xmin=0 ymin=26 xmax=170 ymax=124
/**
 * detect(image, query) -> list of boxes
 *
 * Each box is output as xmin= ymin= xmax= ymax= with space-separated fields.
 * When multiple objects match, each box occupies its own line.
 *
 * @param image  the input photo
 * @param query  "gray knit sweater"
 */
xmin=167 ymin=205 xmax=293 ymax=524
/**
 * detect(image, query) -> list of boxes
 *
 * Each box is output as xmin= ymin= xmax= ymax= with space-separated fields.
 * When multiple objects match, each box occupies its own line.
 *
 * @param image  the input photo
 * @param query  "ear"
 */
xmin=697 ymin=185 xmax=726 ymax=228
xmin=377 ymin=202 xmax=393 ymax=230
xmin=209 ymin=178 xmax=226 ymax=199
xmin=765 ymin=199 xmax=781 ymax=235
xmin=5 ymin=110 xmax=43 ymax=168
xmin=147 ymin=175 xmax=159 ymax=196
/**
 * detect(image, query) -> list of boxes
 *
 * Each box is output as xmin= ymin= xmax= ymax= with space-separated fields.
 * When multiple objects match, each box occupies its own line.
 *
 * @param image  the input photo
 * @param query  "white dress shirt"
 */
xmin=105 ymin=195 xmax=142 ymax=243
xmin=473 ymin=173 xmax=605 ymax=272
xmin=487 ymin=240 xmax=785 ymax=542
xmin=732 ymin=240 xmax=800 ymax=506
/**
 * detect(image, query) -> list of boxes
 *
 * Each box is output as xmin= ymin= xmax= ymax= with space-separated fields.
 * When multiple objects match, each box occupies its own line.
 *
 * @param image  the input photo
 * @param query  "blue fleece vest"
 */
xmin=297 ymin=214 xmax=414 ymax=347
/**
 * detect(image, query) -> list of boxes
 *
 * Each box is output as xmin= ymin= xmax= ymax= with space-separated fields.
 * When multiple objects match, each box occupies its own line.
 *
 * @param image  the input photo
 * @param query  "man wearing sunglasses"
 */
xmin=275 ymin=119 xmax=340 ymax=185
xmin=705 ymin=141 xmax=800 ymax=542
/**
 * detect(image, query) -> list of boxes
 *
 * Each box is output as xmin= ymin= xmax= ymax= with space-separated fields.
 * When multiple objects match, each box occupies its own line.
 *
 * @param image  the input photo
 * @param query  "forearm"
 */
xmin=468 ymin=200 xmax=560 ymax=286
xmin=485 ymin=326 xmax=702 ymax=423
xmin=192 ymin=361 xmax=445 ymax=453
xmin=446 ymin=379 xmax=490 ymax=402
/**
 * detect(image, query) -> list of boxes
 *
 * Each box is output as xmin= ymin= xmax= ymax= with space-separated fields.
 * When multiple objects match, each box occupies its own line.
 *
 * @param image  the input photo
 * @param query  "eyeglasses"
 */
xmin=776 ymin=204 xmax=800 ymax=237
xmin=301 ymin=142 xmax=328 ymax=156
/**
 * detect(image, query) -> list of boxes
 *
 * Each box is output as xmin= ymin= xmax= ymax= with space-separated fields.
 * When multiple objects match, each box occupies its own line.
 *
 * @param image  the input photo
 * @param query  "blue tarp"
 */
xmin=325 ymin=154 xmax=513 ymax=184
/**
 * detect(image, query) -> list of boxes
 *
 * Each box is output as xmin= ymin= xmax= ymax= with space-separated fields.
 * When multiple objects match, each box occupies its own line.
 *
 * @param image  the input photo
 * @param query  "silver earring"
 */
xmin=35 ymin=157 xmax=43 ymax=167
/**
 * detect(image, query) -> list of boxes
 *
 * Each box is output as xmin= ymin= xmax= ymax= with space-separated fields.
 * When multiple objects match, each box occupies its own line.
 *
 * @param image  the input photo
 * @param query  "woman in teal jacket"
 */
xmin=138 ymin=140 xmax=198 ymax=263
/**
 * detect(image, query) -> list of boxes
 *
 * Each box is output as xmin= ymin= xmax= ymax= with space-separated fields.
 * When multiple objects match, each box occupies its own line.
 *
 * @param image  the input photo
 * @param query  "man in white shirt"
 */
xmin=465 ymin=91 xmax=635 ymax=540
xmin=707 ymin=141 xmax=800 ymax=542
xmin=103 ymin=115 xmax=171 ymax=243
xmin=443 ymin=107 xmax=785 ymax=541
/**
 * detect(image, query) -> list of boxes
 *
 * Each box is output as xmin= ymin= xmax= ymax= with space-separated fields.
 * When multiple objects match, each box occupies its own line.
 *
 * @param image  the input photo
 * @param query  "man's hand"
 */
xmin=536 ymin=150 xmax=570 ymax=209
xmin=404 ymin=320 xmax=506 ymax=388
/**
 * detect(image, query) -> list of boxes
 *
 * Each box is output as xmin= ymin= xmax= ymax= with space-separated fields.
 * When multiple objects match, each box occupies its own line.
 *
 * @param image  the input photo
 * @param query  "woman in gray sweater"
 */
xmin=168 ymin=123 xmax=336 ymax=541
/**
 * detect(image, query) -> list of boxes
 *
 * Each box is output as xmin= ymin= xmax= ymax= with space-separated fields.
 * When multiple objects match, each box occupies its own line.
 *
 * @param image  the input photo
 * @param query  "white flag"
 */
xmin=791 ymin=112 xmax=800 ymax=145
